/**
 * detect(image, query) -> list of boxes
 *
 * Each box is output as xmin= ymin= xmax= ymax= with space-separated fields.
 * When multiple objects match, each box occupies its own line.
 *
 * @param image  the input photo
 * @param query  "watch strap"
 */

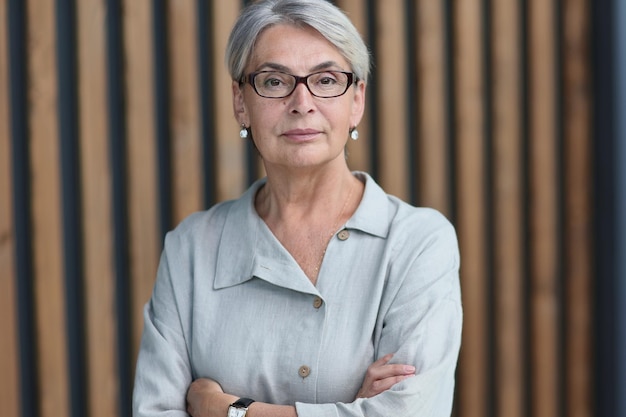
xmin=231 ymin=397 xmax=255 ymax=408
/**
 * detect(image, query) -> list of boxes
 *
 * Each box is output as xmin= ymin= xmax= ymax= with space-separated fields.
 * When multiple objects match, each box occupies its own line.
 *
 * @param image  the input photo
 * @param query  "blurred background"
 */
xmin=1 ymin=0 xmax=624 ymax=416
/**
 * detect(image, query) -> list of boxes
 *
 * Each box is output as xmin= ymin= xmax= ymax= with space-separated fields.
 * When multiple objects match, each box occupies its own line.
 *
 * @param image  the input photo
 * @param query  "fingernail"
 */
xmin=405 ymin=365 xmax=416 ymax=373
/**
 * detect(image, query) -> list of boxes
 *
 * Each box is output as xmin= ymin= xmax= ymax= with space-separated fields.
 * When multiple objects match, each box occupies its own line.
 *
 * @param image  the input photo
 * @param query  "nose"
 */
xmin=288 ymin=82 xmax=315 ymax=114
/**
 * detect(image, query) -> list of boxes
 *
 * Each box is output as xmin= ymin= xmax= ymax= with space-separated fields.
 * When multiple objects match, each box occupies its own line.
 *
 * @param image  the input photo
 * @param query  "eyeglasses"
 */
xmin=241 ymin=70 xmax=357 ymax=99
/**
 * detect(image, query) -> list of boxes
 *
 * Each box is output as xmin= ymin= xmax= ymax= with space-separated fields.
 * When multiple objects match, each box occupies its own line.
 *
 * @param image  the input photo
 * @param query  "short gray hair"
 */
xmin=226 ymin=0 xmax=370 ymax=84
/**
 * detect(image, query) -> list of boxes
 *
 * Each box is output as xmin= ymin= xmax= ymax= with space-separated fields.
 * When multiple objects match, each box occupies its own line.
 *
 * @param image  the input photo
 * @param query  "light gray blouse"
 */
xmin=132 ymin=172 xmax=462 ymax=417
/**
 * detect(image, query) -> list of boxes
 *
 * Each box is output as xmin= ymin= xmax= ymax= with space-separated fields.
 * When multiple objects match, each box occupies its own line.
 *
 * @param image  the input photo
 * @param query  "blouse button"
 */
xmin=313 ymin=296 xmax=323 ymax=309
xmin=298 ymin=365 xmax=311 ymax=378
xmin=337 ymin=229 xmax=350 ymax=241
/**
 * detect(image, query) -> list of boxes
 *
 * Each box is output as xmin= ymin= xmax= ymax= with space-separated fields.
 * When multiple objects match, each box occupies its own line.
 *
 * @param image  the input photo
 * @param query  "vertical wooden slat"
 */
xmin=528 ymin=1 xmax=560 ymax=416
xmin=76 ymin=1 xmax=119 ymax=416
xmin=562 ymin=1 xmax=593 ymax=416
xmin=454 ymin=1 xmax=488 ymax=416
xmin=491 ymin=1 xmax=524 ymax=416
xmin=0 ymin=0 xmax=20 ymax=415
xmin=167 ymin=1 xmax=202 ymax=222
xmin=416 ymin=0 xmax=449 ymax=214
xmin=375 ymin=0 xmax=408 ymax=200
xmin=213 ymin=2 xmax=245 ymax=201
xmin=337 ymin=0 xmax=371 ymax=174
xmin=25 ymin=1 xmax=70 ymax=416
xmin=123 ymin=0 xmax=160 ymax=364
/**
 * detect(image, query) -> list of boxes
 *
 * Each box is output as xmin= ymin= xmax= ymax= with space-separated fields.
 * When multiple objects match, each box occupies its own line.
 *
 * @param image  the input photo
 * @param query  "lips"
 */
xmin=282 ymin=128 xmax=321 ymax=142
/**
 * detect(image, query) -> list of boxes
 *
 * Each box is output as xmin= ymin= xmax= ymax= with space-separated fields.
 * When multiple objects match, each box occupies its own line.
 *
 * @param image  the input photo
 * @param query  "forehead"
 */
xmin=249 ymin=24 xmax=349 ymax=72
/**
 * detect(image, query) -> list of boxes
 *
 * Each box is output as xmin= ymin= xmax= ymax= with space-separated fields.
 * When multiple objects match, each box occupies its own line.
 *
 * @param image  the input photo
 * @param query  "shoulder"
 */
xmin=387 ymin=198 xmax=458 ymax=261
xmin=356 ymin=171 xmax=456 ymax=243
xmin=389 ymin=197 xmax=456 ymax=240
xmin=166 ymin=201 xmax=231 ymax=242
xmin=354 ymin=171 xmax=456 ymax=239
xmin=379 ymin=199 xmax=460 ymax=303
xmin=165 ymin=178 xmax=264 ymax=247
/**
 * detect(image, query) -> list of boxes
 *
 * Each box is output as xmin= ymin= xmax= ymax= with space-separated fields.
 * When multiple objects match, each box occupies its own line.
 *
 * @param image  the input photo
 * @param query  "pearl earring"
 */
xmin=239 ymin=125 xmax=248 ymax=139
xmin=350 ymin=128 xmax=359 ymax=141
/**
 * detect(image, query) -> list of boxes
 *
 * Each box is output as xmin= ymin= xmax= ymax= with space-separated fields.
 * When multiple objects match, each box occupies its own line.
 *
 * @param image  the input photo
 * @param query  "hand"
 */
xmin=355 ymin=353 xmax=416 ymax=399
xmin=186 ymin=378 xmax=237 ymax=417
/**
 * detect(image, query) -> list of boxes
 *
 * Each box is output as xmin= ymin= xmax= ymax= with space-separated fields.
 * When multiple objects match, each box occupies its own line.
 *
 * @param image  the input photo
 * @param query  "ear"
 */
xmin=349 ymin=81 xmax=366 ymax=127
xmin=232 ymin=81 xmax=248 ymax=125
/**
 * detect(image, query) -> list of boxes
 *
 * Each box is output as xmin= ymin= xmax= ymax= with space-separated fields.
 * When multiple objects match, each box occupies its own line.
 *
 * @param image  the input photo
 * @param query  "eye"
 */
xmin=311 ymin=72 xmax=340 ymax=86
xmin=265 ymin=77 xmax=284 ymax=87
xmin=257 ymin=72 xmax=291 ymax=90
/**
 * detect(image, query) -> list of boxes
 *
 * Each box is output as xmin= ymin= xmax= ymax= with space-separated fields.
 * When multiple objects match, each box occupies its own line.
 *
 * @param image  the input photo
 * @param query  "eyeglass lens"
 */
xmin=252 ymin=71 xmax=352 ymax=98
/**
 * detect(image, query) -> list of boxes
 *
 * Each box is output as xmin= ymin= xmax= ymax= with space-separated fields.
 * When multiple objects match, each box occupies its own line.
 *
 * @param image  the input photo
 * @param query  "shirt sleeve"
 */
xmin=295 ymin=215 xmax=462 ymax=417
xmin=133 ymin=233 xmax=193 ymax=417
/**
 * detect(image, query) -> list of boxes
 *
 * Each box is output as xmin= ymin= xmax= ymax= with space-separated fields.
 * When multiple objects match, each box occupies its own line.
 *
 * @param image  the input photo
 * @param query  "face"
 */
xmin=232 ymin=24 xmax=366 ymax=171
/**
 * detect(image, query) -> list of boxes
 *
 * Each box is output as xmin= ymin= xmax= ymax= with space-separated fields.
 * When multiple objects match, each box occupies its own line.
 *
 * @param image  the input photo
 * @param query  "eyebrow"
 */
xmin=254 ymin=61 xmax=346 ymax=74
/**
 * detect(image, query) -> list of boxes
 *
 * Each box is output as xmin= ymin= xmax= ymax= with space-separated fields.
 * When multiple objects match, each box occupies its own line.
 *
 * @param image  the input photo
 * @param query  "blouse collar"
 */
xmin=214 ymin=172 xmax=391 ymax=292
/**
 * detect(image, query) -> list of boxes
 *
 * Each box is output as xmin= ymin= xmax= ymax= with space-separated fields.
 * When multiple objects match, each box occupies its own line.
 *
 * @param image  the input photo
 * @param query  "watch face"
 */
xmin=227 ymin=406 xmax=246 ymax=417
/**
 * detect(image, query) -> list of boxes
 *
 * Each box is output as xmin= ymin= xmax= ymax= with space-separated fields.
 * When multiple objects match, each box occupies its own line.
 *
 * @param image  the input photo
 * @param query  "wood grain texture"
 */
xmin=76 ymin=1 xmax=119 ymax=416
xmin=491 ymin=1 xmax=525 ymax=416
xmin=453 ymin=1 xmax=489 ymax=416
xmin=562 ymin=1 xmax=593 ymax=416
xmin=25 ymin=1 xmax=70 ymax=416
xmin=122 ymin=0 xmax=160 ymax=359
xmin=168 ymin=0 xmax=203 ymax=223
xmin=212 ymin=2 xmax=245 ymax=201
xmin=528 ymin=1 xmax=560 ymax=416
xmin=416 ymin=0 xmax=449 ymax=214
xmin=374 ymin=0 xmax=408 ymax=200
xmin=0 ymin=0 xmax=20 ymax=415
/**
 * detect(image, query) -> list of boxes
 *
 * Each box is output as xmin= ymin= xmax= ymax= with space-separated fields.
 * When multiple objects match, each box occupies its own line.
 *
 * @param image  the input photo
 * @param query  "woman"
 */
xmin=132 ymin=1 xmax=462 ymax=416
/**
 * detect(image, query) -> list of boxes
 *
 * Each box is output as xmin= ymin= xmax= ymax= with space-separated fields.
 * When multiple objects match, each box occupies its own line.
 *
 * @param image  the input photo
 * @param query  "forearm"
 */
xmin=198 ymin=394 xmax=297 ymax=417
xmin=187 ymin=354 xmax=417 ymax=417
xmin=186 ymin=380 xmax=297 ymax=417
xmin=248 ymin=402 xmax=297 ymax=417
xmin=210 ymin=394 xmax=296 ymax=417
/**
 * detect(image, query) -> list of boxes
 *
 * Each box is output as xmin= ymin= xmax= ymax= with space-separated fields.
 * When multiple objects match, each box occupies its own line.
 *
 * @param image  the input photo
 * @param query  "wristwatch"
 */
xmin=227 ymin=397 xmax=255 ymax=417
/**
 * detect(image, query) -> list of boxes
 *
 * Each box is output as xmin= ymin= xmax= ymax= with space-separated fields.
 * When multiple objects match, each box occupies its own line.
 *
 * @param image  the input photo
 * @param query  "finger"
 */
xmin=357 ymin=373 xmax=415 ymax=399
xmin=371 ymin=374 xmax=415 ymax=394
xmin=365 ymin=362 xmax=416 ymax=381
xmin=372 ymin=353 xmax=394 ymax=366
xmin=370 ymin=353 xmax=415 ymax=374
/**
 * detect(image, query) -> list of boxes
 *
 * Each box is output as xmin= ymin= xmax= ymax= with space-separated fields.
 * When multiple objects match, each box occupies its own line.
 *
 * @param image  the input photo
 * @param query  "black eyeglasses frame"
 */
xmin=239 ymin=70 xmax=358 ymax=99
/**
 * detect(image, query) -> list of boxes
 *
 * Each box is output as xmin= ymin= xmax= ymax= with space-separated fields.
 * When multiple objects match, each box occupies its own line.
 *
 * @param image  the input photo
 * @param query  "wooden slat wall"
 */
xmin=414 ymin=0 xmax=449 ymax=214
xmin=0 ymin=1 xmax=594 ymax=417
xmin=529 ymin=1 xmax=560 ymax=416
xmin=562 ymin=1 xmax=593 ymax=416
xmin=453 ymin=1 xmax=489 ymax=415
xmin=121 ymin=0 xmax=159 ymax=368
xmin=375 ymin=0 xmax=409 ymax=200
xmin=0 ymin=1 xmax=20 ymax=417
xmin=490 ymin=1 xmax=524 ymax=415
xmin=76 ymin=1 xmax=118 ymax=417
xmin=26 ymin=2 xmax=71 ymax=417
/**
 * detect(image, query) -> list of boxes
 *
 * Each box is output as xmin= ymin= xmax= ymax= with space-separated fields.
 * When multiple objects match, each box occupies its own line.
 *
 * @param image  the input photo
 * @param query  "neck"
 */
xmin=255 ymin=167 xmax=360 ymax=226
xmin=254 ymin=166 xmax=364 ymax=285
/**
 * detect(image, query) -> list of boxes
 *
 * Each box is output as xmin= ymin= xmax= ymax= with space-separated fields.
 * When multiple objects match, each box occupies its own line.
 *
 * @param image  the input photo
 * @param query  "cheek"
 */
xmin=248 ymin=102 xmax=284 ymax=127
xmin=322 ymin=107 xmax=352 ymax=130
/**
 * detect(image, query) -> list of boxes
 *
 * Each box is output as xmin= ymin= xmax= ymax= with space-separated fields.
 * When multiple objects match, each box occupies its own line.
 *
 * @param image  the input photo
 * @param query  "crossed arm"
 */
xmin=134 ymin=211 xmax=462 ymax=417
xmin=186 ymin=353 xmax=416 ymax=417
